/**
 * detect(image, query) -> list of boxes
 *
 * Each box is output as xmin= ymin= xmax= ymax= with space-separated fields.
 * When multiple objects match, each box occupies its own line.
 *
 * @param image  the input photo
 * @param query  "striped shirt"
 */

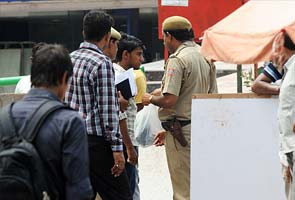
xmin=113 ymin=63 xmax=137 ymax=145
xmin=263 ymin=62 xmax=283 ymax=82
xmin=65 ymin=41 xmax=122 ymax=152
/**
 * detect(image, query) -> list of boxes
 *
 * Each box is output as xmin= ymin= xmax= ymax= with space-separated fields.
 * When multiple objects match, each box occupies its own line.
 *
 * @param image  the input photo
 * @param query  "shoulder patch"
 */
xmin=167 ymin=67 xmax=176 ymax=76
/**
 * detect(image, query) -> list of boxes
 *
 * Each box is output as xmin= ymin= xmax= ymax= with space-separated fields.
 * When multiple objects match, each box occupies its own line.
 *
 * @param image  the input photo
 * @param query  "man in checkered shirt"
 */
xmin=65 ymin=10 xmax=132 ymax=200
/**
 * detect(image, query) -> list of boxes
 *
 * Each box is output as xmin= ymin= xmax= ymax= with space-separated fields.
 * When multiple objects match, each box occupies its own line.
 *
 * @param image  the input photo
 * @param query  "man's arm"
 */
xmin=151 ymin=88 xmax=162 ymax=96
xmin=119 ymin=116 xmax=138 ymax=165
xmin=118 ymin=91 xmax=128 ymax=112
xmin=143 ymin=57 xmax=182 ymax=108
xmin=251 ymin=62 xmax=283 ymax=95
xmin=63 ymin=114 xmax=93 ymax=200
xmin=97 ymin=60 xmax=123 ymax=151
xmin=142 ymin=61 xmax=181 ymax=108
xmin=251 ymin=73 xmax=280 ymax=95
xmin=142 ymin=92 xmax=178 ymax=108
xmin=96 ymin=60 xmax=125 ymax=176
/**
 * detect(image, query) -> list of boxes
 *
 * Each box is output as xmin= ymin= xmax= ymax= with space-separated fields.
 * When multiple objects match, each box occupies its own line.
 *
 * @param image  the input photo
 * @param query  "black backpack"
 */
xmin=0 ymin=100 xmax=68 ymax=200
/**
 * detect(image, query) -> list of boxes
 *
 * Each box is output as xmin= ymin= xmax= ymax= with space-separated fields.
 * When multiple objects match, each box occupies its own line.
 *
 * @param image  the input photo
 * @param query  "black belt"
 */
xmin=161 ymin=120 xmax=191 ymax=132
xmin=178 ymin=120 xmax=191 ymax=127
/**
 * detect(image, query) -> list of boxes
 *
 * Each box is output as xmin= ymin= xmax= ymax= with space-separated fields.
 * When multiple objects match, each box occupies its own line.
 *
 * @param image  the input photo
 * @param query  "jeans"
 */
xmin=124 ymin=146 xmax=139 ymax=196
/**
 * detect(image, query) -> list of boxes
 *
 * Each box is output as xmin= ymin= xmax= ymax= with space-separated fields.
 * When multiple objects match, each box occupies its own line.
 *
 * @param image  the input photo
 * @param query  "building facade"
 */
xmin=0 ymin=0 xmax=163 ymax=79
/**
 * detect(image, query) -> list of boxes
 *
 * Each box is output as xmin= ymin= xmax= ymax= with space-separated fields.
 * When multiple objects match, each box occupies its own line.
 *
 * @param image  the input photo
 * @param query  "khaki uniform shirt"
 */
xmin=159 ymin=41 xmax=217 ymax=121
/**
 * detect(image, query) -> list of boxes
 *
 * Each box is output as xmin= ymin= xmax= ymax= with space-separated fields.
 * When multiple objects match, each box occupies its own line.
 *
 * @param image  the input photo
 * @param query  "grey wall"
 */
xmin=0 ymin=49 xmax=21 ymax=77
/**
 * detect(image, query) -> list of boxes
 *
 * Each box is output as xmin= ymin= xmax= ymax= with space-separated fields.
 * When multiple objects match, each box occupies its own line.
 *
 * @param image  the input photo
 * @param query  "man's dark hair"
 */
xmin=83 ymin=10 xmax=114 ymax=41
xmin=31 ymin=42 xmax=47 ymax=60
xmin=284 ymin=33 xmax=295 ymax=51
xmin=31 ymin=44 xmax=73 ymax=87
xmin=116 ymin=33 xmax=145 ymax=61
xmin=163 ymin=29 xmax=195 ymax=42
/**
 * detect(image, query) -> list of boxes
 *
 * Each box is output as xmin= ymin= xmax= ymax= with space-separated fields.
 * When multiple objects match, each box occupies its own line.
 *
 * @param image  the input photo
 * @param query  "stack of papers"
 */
xmin=115 ymin=68 xmax=137 ymax=99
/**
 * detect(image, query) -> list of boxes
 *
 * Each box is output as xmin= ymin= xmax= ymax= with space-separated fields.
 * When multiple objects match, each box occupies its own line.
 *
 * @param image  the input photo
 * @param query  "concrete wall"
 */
xmin=0 ymin=93 xmax=24 ymax=108
xmin=0 ymin=0 xmax=157 ymax=17
xmin=0 ymin=49 xmax=21 ymax=78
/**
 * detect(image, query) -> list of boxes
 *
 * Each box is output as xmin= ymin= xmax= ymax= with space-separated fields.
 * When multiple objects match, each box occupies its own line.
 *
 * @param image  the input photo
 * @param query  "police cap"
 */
xmin=111 ymin=27 xmax=121 ymax=40
xmin=162 ymin=16 xmax=192 ymax=31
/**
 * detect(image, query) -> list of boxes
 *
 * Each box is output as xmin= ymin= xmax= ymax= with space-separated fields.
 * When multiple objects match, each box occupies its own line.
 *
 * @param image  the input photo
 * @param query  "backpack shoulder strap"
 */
xmin=0 ymin=103 xmax=18 ymax=144
xmin=22 ymin=100 xmax=69 ymax=142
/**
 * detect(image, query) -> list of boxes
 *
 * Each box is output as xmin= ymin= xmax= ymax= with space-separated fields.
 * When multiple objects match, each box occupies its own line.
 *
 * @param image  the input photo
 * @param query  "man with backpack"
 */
xmin=0 ymin=44 xmax=93 ymax=200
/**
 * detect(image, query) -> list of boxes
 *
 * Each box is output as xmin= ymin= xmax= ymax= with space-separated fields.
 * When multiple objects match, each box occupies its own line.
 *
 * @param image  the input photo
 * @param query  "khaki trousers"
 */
xmin=165 ymin=124 xmax=191 ymax=200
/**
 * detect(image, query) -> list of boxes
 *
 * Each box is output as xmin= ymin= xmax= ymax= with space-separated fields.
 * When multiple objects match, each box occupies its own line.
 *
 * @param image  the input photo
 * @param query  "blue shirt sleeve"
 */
xmin=62 ymin=112 xmax=93 ymax=200
xmin=262 ymin=62 xmax=283 ymax=82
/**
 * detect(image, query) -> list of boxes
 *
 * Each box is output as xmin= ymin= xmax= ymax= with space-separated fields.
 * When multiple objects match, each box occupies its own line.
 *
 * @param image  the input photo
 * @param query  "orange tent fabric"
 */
xmin=201 ymin=0 xmax=295 ymax=64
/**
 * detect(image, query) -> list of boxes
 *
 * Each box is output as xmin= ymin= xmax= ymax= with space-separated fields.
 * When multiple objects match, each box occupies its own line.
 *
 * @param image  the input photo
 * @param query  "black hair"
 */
xmin=31 ymin=44 xmax=73 ymax=87
xmin=116 ymin=33 xmax=145 ymax=61
xmin=31 ymin=42 xmax=47 ymax=60
xmin=284 ymin=33 xmax=295 ymax=51
xmin=163 ymin=29 xmax=195 ymax=42
xmin=83 ymin=10 xmax=114 ymax=41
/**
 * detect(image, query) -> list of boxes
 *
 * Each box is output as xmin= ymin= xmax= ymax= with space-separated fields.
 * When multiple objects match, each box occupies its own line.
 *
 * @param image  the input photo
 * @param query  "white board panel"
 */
xmin=191 ymin=95 xmax=284 ymax=200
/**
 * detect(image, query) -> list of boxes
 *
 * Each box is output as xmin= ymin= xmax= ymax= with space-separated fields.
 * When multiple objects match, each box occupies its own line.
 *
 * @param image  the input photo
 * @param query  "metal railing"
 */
xmin=0 ymin=76 xmax=24 ymax=86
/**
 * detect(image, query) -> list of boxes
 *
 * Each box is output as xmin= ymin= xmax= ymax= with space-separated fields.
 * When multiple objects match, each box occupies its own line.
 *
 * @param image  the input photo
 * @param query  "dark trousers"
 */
xmin=123 ymin=146 xmax=138 ymax=196
xmin=88 ymin=135 xmax=132 ymax=200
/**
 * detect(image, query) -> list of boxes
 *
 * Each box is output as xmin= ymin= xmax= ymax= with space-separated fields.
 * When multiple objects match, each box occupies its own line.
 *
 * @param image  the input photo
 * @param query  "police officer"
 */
xmin=142 ymin=16 xmax=217 ymax=200
xmin=104 ymin=27 xmax=121 ymax=61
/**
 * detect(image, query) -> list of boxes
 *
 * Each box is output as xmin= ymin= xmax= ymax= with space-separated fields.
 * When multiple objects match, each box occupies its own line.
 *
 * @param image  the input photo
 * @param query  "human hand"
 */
xmin=154 ymin=131 xmax=166 ymax=146
xmin=118 ymin=91 xmax=128 ymax=112
xmin=271 ymin=31 xmax=286 ymax=72
xmin=111 ymin=151 xmax=125 ymax=177
xmin=126 ymin=146 xmax=138 ymax=166
xmin=142 ymin=93 xmax=152 ymax=106
xmin=272 ymin=31 xmax=284 ymax=55
xmin=151 ymin=88 xmax=162 ymax=96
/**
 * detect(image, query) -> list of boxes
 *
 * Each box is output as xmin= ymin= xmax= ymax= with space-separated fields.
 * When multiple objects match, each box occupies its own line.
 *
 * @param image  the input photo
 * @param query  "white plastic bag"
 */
xmin=134 ymin=104 xmax=163 ymax=147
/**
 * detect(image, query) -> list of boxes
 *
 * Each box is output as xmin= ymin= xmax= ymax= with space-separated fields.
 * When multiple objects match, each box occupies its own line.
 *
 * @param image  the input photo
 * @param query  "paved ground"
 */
xmin=138 ymin=146 xmax=172 ymax=200
xmin=138 ymin=65 xmax=252 ymax=200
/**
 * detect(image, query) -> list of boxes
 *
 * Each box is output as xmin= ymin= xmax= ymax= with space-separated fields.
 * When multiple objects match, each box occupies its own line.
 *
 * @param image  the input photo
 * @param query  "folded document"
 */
xmin=115 ymin=68 xmax=137 ymax=99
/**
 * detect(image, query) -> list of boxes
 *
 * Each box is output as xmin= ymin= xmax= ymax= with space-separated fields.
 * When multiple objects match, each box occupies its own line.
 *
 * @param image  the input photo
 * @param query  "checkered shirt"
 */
xmin=65 ymin=42 xmax=122 ymax=151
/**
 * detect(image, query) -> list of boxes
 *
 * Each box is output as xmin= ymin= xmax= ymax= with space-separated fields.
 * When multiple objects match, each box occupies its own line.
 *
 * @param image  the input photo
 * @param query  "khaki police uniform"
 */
xmin=159 ymin=40 xmax=217 ymax=200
